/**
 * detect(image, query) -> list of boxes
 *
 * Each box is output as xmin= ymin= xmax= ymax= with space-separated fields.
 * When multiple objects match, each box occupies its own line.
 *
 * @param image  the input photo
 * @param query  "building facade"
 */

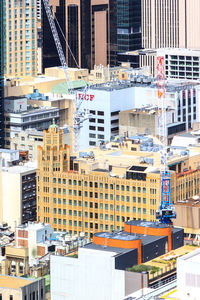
xmin=117 ymin=0 xmax=141 ymax=53
xmin=142 ymin=0 xmax=200 ymax=49
xmin=0 ymin=149 xmax=37 ymax=230
xmin=5 ymin=0 xmax=37 ymax=78
xmin=4 ymin=96 xmax=59 ymax=148
xmin=11 ymin=129 xmax=43 ymax=161
xmin=37 ymin=125 xmax=200 ymax=238
xmin=42 ymin=0 xmax=117 ymax=70
xmin=0 ymin=275 xmax=45 ymax=300
xmin=78 ymin=79 xmax=200 ymax=149
xmin=0 ymin=1 xmax=5 ymax=148
xmin=124 ymin=48 xmax=200 ymax=80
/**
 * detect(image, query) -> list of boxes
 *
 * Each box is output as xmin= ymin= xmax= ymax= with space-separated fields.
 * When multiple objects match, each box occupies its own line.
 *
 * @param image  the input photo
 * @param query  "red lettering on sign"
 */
xmin=78 ymin=93 xmax=95 ymax=101
xmin=90 ymin=95 xmax=94 ymax=101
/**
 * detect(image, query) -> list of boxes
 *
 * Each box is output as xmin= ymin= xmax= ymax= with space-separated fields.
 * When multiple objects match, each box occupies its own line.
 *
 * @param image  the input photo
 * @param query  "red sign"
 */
xmin=78 ymin=93 xmax=94 ymax=101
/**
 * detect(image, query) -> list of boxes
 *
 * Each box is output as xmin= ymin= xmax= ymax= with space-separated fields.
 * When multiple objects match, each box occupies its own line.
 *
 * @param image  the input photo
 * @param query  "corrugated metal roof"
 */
xmin=51 ymin=80 xmax=87 ymax=94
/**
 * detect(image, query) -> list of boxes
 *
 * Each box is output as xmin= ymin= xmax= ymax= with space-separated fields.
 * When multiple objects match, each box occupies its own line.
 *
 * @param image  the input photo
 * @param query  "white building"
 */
xmin=0 ymin=150 xmax=37 ymax=230
xmin=78 ymin=79 xmax=200 ymax=149
xmin=51 ymin=246 xmax=139 ymax=300
xmin=16 ymin=222 xmax=53 ymax=262
xmin=120 ymin=48 xmax=200 ymax=80
xmin=177 ymin=249 xmax=200 ymax=300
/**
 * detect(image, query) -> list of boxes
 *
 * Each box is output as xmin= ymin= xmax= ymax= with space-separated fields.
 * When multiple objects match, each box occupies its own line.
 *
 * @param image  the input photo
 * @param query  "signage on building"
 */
xmin=78 ymin=93 xmax=95 ymax=101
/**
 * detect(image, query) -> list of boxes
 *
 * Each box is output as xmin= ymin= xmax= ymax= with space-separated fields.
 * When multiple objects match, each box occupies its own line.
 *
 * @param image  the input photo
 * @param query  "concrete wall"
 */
xmin=1 ymin=172 xmax=21 ymax=230
xmin=51 ymin=248 xmax=126 ymax=300
xmin=177 ymin=249 xmax=200 ymax=300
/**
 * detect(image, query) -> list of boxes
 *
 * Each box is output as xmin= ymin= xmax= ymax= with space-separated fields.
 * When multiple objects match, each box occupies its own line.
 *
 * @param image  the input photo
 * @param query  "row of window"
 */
xmin=52 ymin=178 xmax=147 ymax=193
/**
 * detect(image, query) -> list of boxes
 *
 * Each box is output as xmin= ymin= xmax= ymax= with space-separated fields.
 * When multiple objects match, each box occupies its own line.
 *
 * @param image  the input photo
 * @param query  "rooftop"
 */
xmin=88 ymin=77 xmax=199 ymax=93
xmin=1 ymin=161 xmax=37 ymax=173
xmin=125 ymin=220 xmax=171 ymax=229
xmin=180 ymin=249 xmax=200 ymax=262
xmin=0 ymin=275 xmax=34 ymax=289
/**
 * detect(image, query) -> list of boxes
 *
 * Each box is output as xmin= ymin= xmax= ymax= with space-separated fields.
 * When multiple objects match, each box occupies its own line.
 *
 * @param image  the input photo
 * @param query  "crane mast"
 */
xmin=42 ymin=0 xmax=87 ymax=153
xmin=156 ymin=57 xmax=176 ymax=224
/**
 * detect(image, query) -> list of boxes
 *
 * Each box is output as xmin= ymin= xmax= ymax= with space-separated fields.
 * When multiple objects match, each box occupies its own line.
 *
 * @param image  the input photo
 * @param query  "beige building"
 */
xmin=88 ymin=65 xmax=129 ymax=84
xmin=37 ymin=125 xmax=200 ymax=238
xmin=142 ymin=0 xmax=200 ymax=49
xmin=2 ymin=246 xmax=29 ymax=277
xmin=119 ymin=106 xmax=184 ymax=145
xmin=4 ymin=66 xmax=88 ymax=98
xmin=11 ymin=129 xmax=43 ymax=161
xmin=5 ymin=0 xmax=37 ymax=78
xmin=0 ymin=275 xmax=45 ymax=300
xmin=173 ymin=197 xmax=200 ymax=239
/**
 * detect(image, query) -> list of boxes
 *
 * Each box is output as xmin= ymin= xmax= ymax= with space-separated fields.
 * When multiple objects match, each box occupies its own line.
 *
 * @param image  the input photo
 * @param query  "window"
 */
xmin=98 ymin=111 xmax=104 ymax=116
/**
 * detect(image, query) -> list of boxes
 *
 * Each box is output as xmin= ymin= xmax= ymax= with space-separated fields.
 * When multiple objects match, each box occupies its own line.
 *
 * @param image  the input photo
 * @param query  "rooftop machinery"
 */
xmin=42 ymin=0 xmax=89 ymax=153
xmin=155 ymin=56 xmax=176 ymax=224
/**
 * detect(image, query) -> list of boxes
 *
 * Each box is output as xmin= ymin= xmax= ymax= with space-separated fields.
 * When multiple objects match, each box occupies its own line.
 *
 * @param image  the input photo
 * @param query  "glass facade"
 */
xmin=117 ymin=0 xmax=141 ymax=53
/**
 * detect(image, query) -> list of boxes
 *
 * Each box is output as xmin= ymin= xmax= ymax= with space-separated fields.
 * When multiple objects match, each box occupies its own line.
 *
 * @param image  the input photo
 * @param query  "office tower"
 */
xmin=0 ymin=0 xmax=5 ymax=148
xmin=117 ymin=0 xmax=141 ymax=53
xmin=142 ymin=0 xmax=200 ymax=49
xmin=5 ymin=0 xmax=37 ymax=78
xmin=42 ymin=0 xmax=117 ymax=70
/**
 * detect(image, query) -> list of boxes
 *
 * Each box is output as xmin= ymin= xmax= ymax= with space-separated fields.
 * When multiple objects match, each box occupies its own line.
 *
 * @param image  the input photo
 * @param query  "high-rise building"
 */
xmin=37 ymin=124 xmax=200 ymax=238
xmin=142 ymin=0 xmax=200 ymax=49
xmin=5 ymin=0 xmax=37 ymax=78
xmin=42 ymin=0 xmax=117 ymax=70
xmin=0 ymin=0 xmax=5 ymax=148
xmin=117 ymin=0 xmax=141 ymax=53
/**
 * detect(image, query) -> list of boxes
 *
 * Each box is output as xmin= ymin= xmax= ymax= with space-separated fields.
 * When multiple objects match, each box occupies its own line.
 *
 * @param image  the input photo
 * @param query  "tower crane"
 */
xmin=155 ymin=56 xmax=176 ymax=224
xmin=42 ymin=0 xmax=88 ymax=153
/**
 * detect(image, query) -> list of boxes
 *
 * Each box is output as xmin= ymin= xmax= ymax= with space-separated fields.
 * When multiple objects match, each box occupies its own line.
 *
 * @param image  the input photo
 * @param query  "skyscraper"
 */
xmin=5 ymin=0 xmax=37 ymax=78
xmin=142 ymin=0 xmax=200 ymax=49
xmin=117 ymin=0 xmax=142 ymax=53
xmin=42 ymin=0 xmax=117 ymax=70
xmin=0 ymin=0 xmax=5 ymax=148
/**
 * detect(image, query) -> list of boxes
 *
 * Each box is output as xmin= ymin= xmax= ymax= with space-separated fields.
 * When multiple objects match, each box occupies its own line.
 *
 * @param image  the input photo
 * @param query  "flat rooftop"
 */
xmin=126 ymin=220 xmax=171 ymax=229
xmin=0 ymin=275 xmax=33 ymax=289
xmin=175 ymin=198 xmax=200 ymax=208
xmin=88 ymin=78 xmax=200 ymax=93
xmin=1 ymin=161 xmax=37 ymax=173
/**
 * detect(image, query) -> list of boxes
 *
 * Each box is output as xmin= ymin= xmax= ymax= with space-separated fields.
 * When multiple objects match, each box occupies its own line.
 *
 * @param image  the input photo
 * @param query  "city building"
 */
xmin=50 ymin=220 xmax=183 ymax=300
xmin=4 ymin=96 xmax=59 ymax=148
xmin=78 ymin=78 xmax=200 ymax=149
xmin=11 ymin=129 xmax=43 ymax=161
xmin=117 ymin=0 xmax=141 ymax=53
xmin=177 ymin=249 xmax=200 ymax=300
xmin=119 ymin=106 xmax=185 ymax=145
xmin=0 ymin=275 xmax=45 ymax=300
xmin=5 ymin=0 xmax=37 ymax=78
xmin=2 ymin=245 xmax=29 ymax=277
xmin=15 ymin=222 xmax=53 ymax=263
xmin=37 ymin=124 xmax=200 ymax=237
xmin=0 ymin=149 xmax=37 ymax=230
xmin=42 ymin=0 xmax=117 ymax=70
xmin=173 ymin=197 xmax=200 ymax=241
xmin=171 ymin=130 xmax=200 ymax=147
xmin=0 ymin=0 xmax=5 ymax=148
xmin=88 ymin=65 xmax=130 ymax=84
xmin=142 ymin=0 xmax=200 ymax=49
xmin=120 ymin=48 xmax=200 ymax=80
